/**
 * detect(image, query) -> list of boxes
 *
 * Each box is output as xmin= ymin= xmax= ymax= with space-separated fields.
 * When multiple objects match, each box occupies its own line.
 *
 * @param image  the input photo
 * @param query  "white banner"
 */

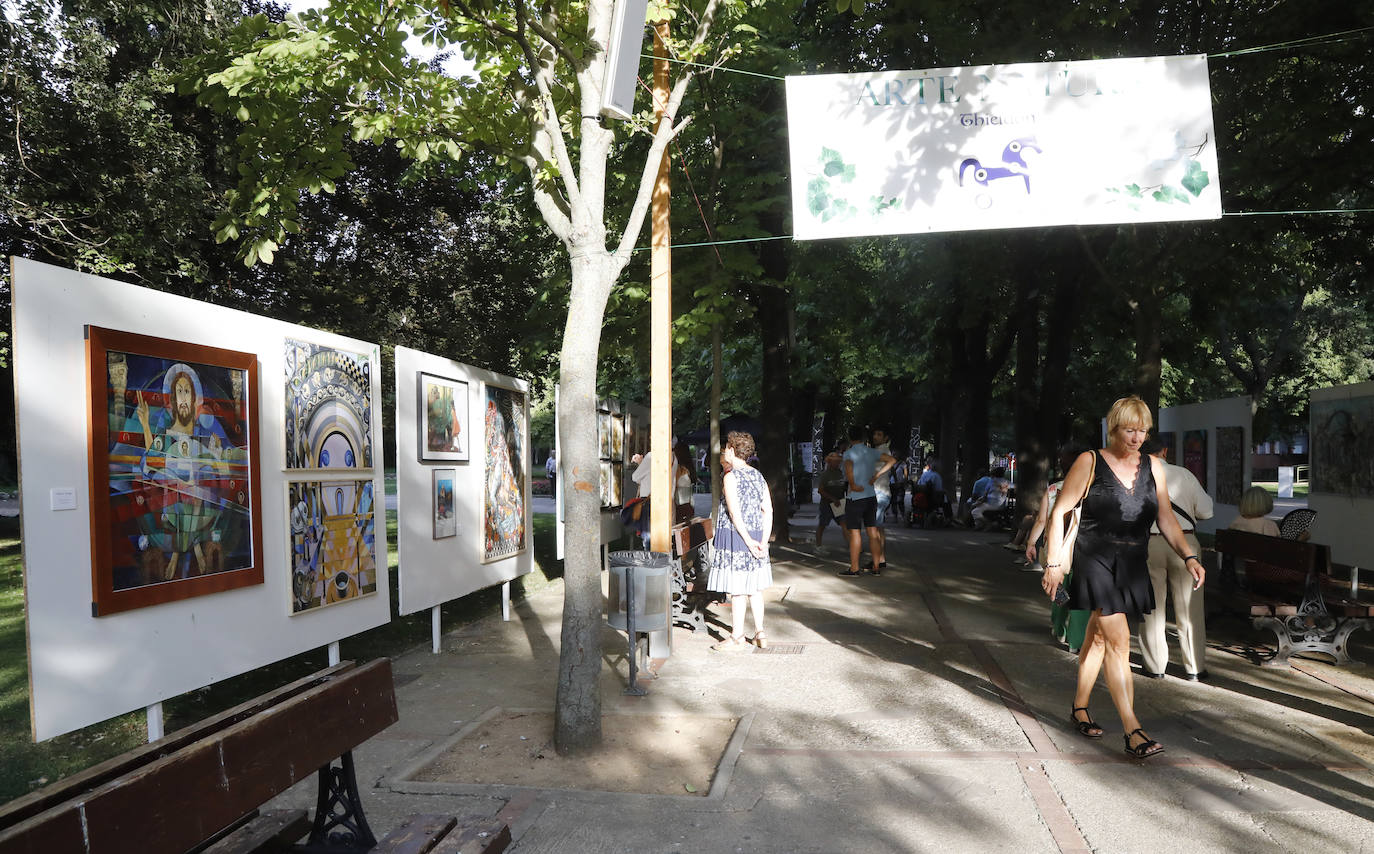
xmin=786 ymin=55 xmax=1221 ymax=239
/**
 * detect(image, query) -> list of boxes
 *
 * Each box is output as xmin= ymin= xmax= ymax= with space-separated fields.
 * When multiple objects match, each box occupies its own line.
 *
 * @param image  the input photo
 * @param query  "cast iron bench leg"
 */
xmin=303 ymin=751 xmax=377 ymax=852
xmin=1333 ymin=619 xmax=1371 ymax=666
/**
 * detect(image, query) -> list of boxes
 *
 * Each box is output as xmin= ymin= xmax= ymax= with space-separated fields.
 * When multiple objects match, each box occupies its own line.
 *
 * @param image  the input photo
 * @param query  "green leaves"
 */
xmin=1181 ymin=161 xmax=1210 ymax=197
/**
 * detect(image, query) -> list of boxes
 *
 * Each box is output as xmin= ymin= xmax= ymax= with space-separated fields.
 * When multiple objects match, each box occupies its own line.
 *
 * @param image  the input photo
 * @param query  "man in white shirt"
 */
xmin=1139 ymin=436 xmax=1215 ymax=680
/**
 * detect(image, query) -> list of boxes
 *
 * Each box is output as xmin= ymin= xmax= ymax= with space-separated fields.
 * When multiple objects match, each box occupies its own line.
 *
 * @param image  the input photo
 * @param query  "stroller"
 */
xmin=907 ymin=487 xmax=951 ymax=528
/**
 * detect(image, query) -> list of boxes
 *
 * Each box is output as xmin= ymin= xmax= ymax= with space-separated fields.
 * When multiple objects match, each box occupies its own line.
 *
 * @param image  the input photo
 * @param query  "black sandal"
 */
xmin=1070 ymin=707 xmax=1103 ymax=738
xmin=838 ymin=569 xmax=863 ymax=577
xmin=1123 ymin=728 xmax=1165 ymax=758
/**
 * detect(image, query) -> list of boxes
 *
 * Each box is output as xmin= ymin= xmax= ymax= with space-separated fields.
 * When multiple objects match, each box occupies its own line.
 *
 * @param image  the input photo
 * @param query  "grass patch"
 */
xmin=1252 ymin=481 xmax=1310 ymax=499
xmin=0 ymin=511 xmax=563 ymax=805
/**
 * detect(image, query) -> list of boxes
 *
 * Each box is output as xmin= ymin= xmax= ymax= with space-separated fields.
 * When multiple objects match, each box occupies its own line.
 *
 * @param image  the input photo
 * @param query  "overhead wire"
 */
xmin=628 ymin=25 xmax=1374 ymax=251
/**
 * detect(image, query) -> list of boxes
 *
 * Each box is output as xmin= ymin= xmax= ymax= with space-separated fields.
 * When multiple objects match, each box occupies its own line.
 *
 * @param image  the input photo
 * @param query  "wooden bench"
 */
xmin=670 ymin=517 xmax=714 ymax=634
xmin=0 ymin=660 xmax=510 ymax=854
xmin=1215 ymin=529 xmax=1372 ymax=666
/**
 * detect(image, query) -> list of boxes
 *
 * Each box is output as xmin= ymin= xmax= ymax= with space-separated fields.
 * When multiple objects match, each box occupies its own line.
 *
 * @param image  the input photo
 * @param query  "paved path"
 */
xmin=270 ymin=502 xmax=1374 ymax=852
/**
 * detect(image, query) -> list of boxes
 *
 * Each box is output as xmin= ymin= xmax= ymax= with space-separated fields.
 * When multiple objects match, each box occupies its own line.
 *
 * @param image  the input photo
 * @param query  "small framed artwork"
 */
xmin=600 ymin=461 xmax=613 ymax=507
xmin=433 ymin=468 xmax=457 ymax=539
xmin=86 ymin=326 xmax=265 ymax=616
xmin=612 ymin=412 xmax=625 ymax=462
xmin=598 ymin=410 xmax=612 ymax=459
xmin=418 ymin=372 xmax=469 ymax=462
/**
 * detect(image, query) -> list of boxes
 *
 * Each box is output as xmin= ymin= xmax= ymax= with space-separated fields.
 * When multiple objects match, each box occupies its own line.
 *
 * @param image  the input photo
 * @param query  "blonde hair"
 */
xmin=1106 ymin=395 xmax=1153 ymax=437
xmin=1238 ymin=485 xmax=1274 ymax=518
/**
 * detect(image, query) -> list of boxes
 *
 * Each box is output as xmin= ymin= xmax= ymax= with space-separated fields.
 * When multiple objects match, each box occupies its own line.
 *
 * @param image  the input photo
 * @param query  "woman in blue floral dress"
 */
xmin=708 ymin=431 xmax=773 ymax=651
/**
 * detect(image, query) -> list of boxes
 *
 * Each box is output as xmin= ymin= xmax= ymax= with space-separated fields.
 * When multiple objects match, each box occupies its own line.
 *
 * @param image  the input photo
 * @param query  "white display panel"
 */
xmin=394 ymin=346 xmax=531 ymax=615
xmin=1157 ymin=396 xmax=1252 ymax=534
xmin=11 ymin=257 xmax=391 ymax=740
xmin=1308 ymin=381 xmax=1374 ymax=570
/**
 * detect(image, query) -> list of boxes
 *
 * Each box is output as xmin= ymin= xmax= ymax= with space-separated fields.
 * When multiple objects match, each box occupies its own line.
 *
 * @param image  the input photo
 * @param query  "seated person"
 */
xmin=971 ymin=476 xmax=1010 ymax=529
xmin=1228 ymin=486 xmax=1280 ymax=537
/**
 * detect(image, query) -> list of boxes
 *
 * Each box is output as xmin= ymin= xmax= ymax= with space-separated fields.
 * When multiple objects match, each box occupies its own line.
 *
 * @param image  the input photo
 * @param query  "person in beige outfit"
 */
xmin=1138 ymin=436 xmax=1214 ymax=680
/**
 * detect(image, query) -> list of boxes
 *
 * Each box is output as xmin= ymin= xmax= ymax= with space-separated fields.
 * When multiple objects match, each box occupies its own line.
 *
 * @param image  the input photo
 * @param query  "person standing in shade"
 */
xmin=708 ymin=431 xmax=773 ymax=650
xmin=1041 ymin=396 xmax=1204 ymax=760
xmin=867 ymin=427 xmax=897 ymax=571
xmin=1138 ymin=436 xmax=1214 ymax=681
xmin=545 ymin=450 xmax=556 ymax=495
xmin=839 ymin=426 xmax=895 ymax=577
xmin=814 ymin=451 xmax=847 ymax=555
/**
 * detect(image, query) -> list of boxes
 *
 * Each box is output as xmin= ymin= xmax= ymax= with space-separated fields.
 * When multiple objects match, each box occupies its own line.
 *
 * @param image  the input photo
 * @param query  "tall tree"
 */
xmin=189 ymin=0 xmax=759 ymax=752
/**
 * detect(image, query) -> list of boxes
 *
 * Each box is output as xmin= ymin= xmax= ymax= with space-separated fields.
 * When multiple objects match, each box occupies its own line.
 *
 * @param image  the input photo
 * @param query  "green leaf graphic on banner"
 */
xmin=1152 ymin=185 xmax=1191 ymax=204
xmin=807 ymin=177 xmax=832 ymax=216
xmin=1181 ymin=160 xmax=1210 ymax=197
xmin=869 ymin=195 xmax=899 ymax=214
xmin=820 ymin=148 xmax=856 ymax=182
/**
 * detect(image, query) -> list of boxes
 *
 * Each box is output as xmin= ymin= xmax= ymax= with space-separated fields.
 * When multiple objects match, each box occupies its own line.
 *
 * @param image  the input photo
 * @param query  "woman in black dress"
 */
xmin=1040 ymin=396 xmax=1205 ymax=758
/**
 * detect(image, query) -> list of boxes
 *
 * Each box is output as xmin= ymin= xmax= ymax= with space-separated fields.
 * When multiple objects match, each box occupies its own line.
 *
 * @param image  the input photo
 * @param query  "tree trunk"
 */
xmin=1012 ymin=266 xmax=1046 ymax=521
xmin=1133 ymin=286 xmax=1163 ymax=413
xmin=755 ymin=218 xmax=793 ymax=542
xmin=553 ymin=252 xmax=615 ymax=754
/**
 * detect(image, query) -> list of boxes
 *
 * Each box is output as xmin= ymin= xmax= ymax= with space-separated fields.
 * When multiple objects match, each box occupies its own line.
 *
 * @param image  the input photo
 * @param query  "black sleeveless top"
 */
xmin=1068 ymin=450 xmax=1157 ymax=618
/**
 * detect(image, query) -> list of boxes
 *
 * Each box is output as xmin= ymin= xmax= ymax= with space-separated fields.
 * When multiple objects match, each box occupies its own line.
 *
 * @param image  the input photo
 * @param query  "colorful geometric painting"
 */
xmin=88 ymin=328 xmax=264 ymax=615
xmin=284 ymin=339 xmax=373 ymax=471
xmin=1215 ymin=426 xmax=1244 ymax=505
xmin=288 ymin=479 xmax=377 ymax=613
xmin=1311 ymin=394 xmax=1374 ymax=497
xmin=418 ymin=372 xmax=468 ymax=462
xmin=482 ymin=384 xmax=527 ymax=562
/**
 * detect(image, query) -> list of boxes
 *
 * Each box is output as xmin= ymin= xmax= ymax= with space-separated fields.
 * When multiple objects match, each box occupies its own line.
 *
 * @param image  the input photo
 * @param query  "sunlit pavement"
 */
xmin=262 ymin=496 xmax=1374 ymax=853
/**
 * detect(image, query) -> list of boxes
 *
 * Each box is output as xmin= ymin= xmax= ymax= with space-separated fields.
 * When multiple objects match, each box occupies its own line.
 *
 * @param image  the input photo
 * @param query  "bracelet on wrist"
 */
xmin=1044 ymin=563 xmax=1061 ymax=569
xmin=1183 ymin=554 xmax=1200 ymax=563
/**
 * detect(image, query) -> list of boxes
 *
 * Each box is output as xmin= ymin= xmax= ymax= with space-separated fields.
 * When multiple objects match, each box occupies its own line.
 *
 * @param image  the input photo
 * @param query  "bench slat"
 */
xmin=430 ymin=819 xmax=513 ymax=854
xmin=0 ymin=659 xmax=397 ymax=854
xmin=198 ymin=809 xmax=310 ymax=854
xmin=0 ymin=661 xmax=357 ymax=832
xmin=374 ymin=815 xmax=460 ymax=854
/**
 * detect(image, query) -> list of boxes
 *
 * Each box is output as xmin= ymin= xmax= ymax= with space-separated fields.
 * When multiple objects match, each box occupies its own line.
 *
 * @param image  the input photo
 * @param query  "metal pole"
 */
xmin=431 ymin=605 xmax=441 ymax=654
xmin=624 ymin=563 xmax=647 ymax=696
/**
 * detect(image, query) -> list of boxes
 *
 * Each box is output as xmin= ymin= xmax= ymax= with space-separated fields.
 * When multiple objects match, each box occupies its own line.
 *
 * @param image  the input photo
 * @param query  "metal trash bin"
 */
xmin=607 ymin=550 xmax=670 ymax=633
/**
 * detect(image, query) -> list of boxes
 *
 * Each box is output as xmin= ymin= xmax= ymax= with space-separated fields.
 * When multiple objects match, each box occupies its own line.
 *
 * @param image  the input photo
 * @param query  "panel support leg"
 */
xmin=146 ymin=702 xmax=163 ymax=743
xmin=432 ymin=605 xmax=442 ymax=653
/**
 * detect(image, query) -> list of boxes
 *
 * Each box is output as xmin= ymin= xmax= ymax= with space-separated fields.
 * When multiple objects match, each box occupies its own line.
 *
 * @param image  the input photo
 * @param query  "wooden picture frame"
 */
xmin=86 ymin=326 xmax=264 ymax=616
xmin=433 ymin=468 xmax=457 ymax=539
xmin=417 ymin=372 xmax=469 ymax=462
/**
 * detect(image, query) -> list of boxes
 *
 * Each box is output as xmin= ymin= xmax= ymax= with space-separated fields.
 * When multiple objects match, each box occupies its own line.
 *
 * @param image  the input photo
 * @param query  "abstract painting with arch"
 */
xmin=284 ymin=338 xmax=374 ymax=471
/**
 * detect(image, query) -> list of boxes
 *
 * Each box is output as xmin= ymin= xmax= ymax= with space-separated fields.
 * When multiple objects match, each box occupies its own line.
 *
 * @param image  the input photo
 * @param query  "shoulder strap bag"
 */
xmin=1059 ymin=451 xmax=1097 ymax=571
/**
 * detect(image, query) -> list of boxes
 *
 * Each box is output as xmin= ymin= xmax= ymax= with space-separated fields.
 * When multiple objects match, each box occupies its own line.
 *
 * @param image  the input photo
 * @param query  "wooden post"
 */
xmin=649 ymin=21 xmax=671 ymax=555
xmin=711 ymin=325 xmax=722 ymax=523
